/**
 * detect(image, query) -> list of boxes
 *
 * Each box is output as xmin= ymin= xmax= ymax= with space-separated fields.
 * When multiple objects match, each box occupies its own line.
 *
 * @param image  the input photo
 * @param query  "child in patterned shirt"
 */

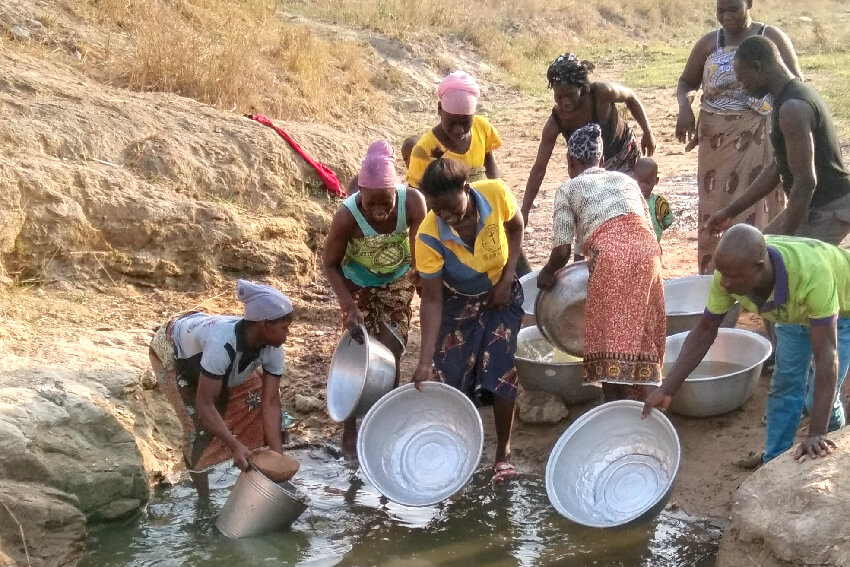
xmin=633 ymin=157 xmax=674 ymax=243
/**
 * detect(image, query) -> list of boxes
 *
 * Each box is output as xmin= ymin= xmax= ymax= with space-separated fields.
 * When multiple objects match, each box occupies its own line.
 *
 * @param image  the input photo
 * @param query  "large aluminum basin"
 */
xmin=666 ymin=328 xmax=771 ymax=417
xmin=664 ymin=275 xmax=742 ymax=335
xmin=515 ymin=326 xmax=600 ymax=405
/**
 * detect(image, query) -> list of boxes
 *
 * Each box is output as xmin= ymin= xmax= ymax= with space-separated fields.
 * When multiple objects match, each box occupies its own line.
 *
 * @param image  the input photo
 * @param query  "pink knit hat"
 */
xmin=438 ymin=71 xmax=480 ymax=115
xmin=358 ymin=140 xmax=397 ymax=189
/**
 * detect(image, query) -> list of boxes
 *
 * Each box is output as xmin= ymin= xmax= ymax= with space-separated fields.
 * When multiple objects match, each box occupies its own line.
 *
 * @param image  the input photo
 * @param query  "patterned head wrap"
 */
xmin=438 ymin=71 xmax=481 ymax=115
xmin=237 ymin=279 xmax=293 ymax=321
xmin=567 ymin=124 xmax=604 ymax=165
xmin=546 ymin=53 xmax=594 ymax=89
xmin=359 ymin=140 xmax=397 ymax=189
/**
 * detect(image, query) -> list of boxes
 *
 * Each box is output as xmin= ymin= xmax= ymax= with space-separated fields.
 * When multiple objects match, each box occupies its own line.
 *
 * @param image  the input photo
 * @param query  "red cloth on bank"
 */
xmin=247 ymin=114 xmax=344 ymax=198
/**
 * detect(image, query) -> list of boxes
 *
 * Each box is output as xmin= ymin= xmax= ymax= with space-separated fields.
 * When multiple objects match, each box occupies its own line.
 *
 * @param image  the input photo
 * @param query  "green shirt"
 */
xmin=705 ymin=236 xmax=850 ymax=326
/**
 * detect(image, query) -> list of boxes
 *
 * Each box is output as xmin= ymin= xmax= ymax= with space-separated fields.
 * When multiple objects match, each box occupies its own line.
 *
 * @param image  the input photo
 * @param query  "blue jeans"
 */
xmin=764 ymin=318 xmax=850 ymax=462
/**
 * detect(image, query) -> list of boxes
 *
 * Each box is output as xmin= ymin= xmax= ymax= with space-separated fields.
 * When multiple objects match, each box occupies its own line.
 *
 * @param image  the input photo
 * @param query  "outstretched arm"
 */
xmin=521 ymin=117 xmax=560 ymax=225
xmin=596 ymin=82 xmax=655 ymax=156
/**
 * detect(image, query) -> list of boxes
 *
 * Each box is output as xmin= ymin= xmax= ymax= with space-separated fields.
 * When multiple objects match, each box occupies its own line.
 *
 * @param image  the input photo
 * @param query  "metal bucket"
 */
xmin=664 ymin=275 xmax=742 ymax=335
xmin=327 ymin=326 xmax=396 ymax=422
xmin=216 ymin=468 xmax=308 ymax=539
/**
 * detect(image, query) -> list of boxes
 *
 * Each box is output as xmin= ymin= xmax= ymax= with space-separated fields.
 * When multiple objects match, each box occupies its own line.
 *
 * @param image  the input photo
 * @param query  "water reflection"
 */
xmin=80 ymin=445 xmax=720 ymax=567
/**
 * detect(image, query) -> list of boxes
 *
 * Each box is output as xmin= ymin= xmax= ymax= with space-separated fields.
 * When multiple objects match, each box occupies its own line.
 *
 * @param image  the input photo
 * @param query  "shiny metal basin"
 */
xmin=357 ymin=382 xmax=483 ymax=507
xmin=545 ymin=400 xmax=680 ymax=528
xmin=519 ymin=270 xmax=540 ymax=327
xmin=327 ymin=327 xmax=396 ymax=422
xmin=664 ymin=275 xmax=742 ymax=335
xmin=515 ymin=326 xmax=600 ymax=404
xmin=666 ymin=328 xmax=771 ymax=417
xmin=535 ymin=261 xmax=588 ymax=357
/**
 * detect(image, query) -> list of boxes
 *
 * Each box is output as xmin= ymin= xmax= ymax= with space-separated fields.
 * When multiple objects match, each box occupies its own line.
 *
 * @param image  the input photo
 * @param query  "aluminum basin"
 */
xmin=327 ymin=327 xmax=396 ymax=422
xmin=535 ymin=261 xmax=588 ymax=357
xmin=216 ymin=469 xmax=308 ymax=538
xmin=515 ymin=326 xmax=600 ymax=404
xmin=546 ymin=400 xmax=680 ymax=528
xmin=664 ymin=275 xmax=742 ymax=335
xmin=666 ymin=328 xmax=771 ymax=417
xmin=357 ymin=382 xmax=483 ymax=507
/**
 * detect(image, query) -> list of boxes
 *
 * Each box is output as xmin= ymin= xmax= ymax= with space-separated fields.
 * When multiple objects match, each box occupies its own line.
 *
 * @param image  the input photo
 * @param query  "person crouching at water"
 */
xmin=149 ymin=279 xmax=297 ymax=498
xmin=412 ymin=153 xmax=524 ymax=485
xmin=537 ymin=124 xmax=666 ymax=402
xmin=323 ymin=140 xmax=426 ymax=460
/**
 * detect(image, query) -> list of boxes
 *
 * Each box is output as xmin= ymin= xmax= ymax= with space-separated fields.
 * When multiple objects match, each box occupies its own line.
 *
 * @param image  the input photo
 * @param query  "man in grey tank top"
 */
xmin=706 ymin=36 xmax=850 ymax=248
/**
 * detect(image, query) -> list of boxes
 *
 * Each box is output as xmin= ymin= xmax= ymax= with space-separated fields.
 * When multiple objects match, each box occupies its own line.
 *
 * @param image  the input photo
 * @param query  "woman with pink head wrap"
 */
xmin=406 ymin=70 xmax=502 ymax=191
xmin=323 ymin=140 xmax=427 ymax=459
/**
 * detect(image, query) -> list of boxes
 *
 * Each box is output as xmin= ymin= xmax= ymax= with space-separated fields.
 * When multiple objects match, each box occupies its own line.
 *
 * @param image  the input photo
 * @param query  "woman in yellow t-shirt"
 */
xmin=406 ymin=71 xmax=502 ymax=189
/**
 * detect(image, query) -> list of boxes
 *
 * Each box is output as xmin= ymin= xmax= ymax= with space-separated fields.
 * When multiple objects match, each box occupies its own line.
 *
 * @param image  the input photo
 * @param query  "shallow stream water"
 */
xmin=79 ymin=445 xmax=721 ymax=567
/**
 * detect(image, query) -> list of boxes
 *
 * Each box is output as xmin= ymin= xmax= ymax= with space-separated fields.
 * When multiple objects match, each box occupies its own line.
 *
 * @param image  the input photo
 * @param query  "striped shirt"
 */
xmin=553 ymin=167 xmax=650 ymax=249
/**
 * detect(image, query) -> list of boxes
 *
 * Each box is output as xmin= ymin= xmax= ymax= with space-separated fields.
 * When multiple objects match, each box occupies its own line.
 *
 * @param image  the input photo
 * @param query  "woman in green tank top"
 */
xmin=322 ymin=140 xmax=427 ymax=459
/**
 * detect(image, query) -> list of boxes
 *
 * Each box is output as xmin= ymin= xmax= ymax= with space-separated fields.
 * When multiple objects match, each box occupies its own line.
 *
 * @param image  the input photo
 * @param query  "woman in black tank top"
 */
xmin=520 ymin=53 xmax=656 ymax=227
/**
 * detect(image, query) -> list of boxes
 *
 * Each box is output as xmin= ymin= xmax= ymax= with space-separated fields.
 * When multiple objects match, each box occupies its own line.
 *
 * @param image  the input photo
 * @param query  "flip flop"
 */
xmin=493 ymin=461 xmax=518 ymax=485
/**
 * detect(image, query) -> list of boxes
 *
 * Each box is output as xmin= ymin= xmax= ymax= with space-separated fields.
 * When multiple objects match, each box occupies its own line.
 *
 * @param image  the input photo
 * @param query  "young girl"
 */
xmin=406 ymin=71 xmax=502 ymax=189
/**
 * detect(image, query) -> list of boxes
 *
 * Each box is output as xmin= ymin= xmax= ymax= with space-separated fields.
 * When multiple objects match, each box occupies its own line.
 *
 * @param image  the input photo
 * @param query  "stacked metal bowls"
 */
xmin=327 ymin=327 xmax=395 ymax=422
xmin=666 ymin=328 xmax=772 ymax=417
xmin=664 ymin=275 xmax=742 ymax=335
xmin=515 ymin=325 xmax=599 ymax=404
xmin=357 ymin=382 xmax=483 ymax=507
xmin=535 ymin=261 xmax=589 ymax=357
xmin=546 ymin=400 xmax=680 ymax=528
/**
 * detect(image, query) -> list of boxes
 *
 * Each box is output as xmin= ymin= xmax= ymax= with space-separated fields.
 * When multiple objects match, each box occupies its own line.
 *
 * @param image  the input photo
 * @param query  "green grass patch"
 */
xmin=619 ymin=45 xmax=691 ymax=89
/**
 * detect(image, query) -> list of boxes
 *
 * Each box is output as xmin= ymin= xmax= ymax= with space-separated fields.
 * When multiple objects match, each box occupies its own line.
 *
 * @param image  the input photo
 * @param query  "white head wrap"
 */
xmin=236 ymin=279 xmax=293 ymax=321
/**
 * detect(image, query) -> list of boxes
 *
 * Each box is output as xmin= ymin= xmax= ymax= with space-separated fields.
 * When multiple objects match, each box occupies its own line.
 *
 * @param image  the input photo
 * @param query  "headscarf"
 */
xmin=358 ymin=140 xmax=398 ymax=189
xmin=546 ymin=53 xmax=594 ymax=89
xmin=437 ymin=71 xmax=481 ymax=115
xmin=568 ymin=124 xmax=604 ymax=165
xmin=236 ymin=279 xmax=293 ymax=321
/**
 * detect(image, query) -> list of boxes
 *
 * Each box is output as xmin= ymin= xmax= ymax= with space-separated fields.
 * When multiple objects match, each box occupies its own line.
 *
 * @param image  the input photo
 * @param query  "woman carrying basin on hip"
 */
xmin=677 ymin=0 xmax=800 ymax=273
xmin=323 ymin=140 xmax=427 ymax=460
xmin=537 ymin=124 xmax=666 ymax=402
xmin=412 ymin=153 xmax=524 ymax=485
xmin=148 ymin=279 xmax=298 ymax=499
xmin=520 ymin=53 xmax=656 ymax=229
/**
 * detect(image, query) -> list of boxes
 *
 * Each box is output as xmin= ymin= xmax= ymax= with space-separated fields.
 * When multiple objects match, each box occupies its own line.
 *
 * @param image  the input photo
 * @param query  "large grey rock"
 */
xmin=0 ymin=372 xmax=149 ymax=522
xmin=717 ymin=429 xmax=850 ymax=566
xmin=517 ymin=387 xmax=568 ymax=425
xmin=0 ymin=480 xmax=86 ymax=567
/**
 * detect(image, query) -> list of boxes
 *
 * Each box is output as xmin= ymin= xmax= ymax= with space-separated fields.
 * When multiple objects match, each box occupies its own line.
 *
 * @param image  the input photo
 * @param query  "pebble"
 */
xmin=10 ymin=27 xmax=31 ymax=41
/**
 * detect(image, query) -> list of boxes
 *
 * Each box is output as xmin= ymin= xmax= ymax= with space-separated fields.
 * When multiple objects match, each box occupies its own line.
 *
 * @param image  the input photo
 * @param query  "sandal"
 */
xmin=493 ymin=461 xmax=518 ymax=485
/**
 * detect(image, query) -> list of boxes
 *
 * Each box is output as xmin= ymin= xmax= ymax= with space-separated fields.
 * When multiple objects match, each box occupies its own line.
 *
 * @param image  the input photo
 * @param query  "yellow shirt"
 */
xmin=406 ymin=115 xmax=502 ymax=188
xmin=415 ymin=179 xmax=516 ymax=296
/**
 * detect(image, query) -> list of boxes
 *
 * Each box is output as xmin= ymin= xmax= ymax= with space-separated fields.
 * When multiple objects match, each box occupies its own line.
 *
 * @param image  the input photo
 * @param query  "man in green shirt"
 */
xmin=644 ymin=225 xmax=850 ymax=463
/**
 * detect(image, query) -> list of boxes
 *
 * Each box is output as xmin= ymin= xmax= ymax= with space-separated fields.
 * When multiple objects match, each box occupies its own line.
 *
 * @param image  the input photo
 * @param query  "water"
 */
xmin=663 ymin=361 xmax=749 ymax=380
xmin=517 ymin=339 xmax=582 ymax=364
xmin=79 ymin=445 xmax=721 ymax=567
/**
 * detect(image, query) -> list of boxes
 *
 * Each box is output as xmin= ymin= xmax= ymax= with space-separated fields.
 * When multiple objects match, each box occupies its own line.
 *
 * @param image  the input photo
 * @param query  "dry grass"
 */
xmin=58 ymin=0 xmax=386 ymax=124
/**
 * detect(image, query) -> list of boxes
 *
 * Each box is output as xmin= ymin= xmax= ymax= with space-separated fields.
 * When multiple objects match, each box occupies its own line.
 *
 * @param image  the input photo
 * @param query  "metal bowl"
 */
xmin=664 ymin=275 xmax=742 ymax=335
xmin=546 ymin=400 xmax=680 ymax=528
xmin=535 ymin=261 xmax=588 ymax=357
xmin=327 ymin=326 xmax=396 ymax=422
xmin=515 ymin=326 xmax=600 ymax=404
xmin=519 ymin=270 xmax=540 ymax=327
xmin=666 ymin=328 xmax=771 ymax=417
xmin=357 ymin=382 xmax=484 ymax=507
